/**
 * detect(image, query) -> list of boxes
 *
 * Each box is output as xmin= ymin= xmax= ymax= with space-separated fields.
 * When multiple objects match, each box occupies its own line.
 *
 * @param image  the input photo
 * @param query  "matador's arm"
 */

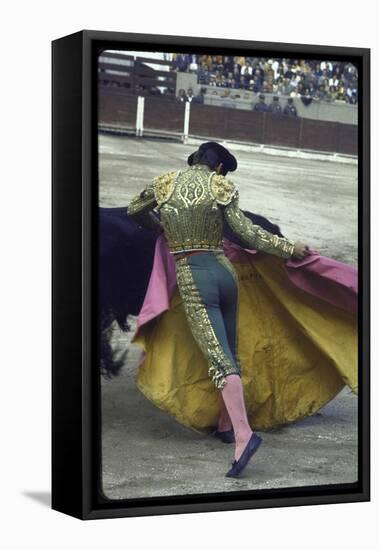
xmin=222 ymin=191 xmax=295 ymax=259
xmin=127 ymin=181 xmax=163 ymax=234
xmin=211 ymin=175 xmax=295 ymax=258
xmin=210 ymin=173 xmax=295 ymax=259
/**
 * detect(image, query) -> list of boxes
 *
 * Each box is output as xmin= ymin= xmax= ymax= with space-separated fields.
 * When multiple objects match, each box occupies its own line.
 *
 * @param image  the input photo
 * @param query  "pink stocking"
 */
xmin=217 ymin=396 xmax=232 ymax=431
xmin=221 ymin=374 xmax=253 ymax=460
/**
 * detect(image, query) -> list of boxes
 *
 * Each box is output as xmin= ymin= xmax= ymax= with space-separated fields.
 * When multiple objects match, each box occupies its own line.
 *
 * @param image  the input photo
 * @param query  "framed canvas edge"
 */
xmin=52 ymin=29 xmax=370 ymax=520
xmin=52 ymin=31 xmax=86 ymax=519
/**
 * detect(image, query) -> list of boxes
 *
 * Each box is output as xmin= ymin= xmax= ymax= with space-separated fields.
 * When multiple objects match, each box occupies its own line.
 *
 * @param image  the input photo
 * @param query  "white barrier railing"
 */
xmin=136 ymin=95 xmax=190 ymax=141
xmin=183 ymin=100 xmax=191 ymax=143
xmin=136 ymin=96 xmax=145 ymax=137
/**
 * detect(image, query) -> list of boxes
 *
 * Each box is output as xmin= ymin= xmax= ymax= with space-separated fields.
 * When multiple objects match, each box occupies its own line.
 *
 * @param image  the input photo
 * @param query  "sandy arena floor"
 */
xmin=99 ymin=134 xmax=358 ymax=500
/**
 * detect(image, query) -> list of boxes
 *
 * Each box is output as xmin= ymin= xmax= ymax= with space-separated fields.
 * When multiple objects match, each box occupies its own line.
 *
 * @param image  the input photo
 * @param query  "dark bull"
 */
xmin=99 ymin=207 xmax=283 ymax=376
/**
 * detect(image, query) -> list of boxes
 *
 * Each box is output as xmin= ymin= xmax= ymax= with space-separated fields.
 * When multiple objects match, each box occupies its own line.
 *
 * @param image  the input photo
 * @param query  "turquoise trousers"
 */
xmin=175 ymin=251 xmax=241 ymax=389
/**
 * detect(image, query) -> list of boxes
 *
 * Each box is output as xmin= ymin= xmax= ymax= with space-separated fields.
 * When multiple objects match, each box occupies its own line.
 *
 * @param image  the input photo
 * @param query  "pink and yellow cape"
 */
xmin=133 ymin=236 xmax=358 ymax=432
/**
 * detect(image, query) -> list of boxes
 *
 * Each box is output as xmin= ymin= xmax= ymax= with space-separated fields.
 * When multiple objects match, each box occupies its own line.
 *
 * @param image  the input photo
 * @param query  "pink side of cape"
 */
xmin=137 ymin=235 xmax=358 ymax=329
xmin=136 ymin=235 xmax=177 ymax=329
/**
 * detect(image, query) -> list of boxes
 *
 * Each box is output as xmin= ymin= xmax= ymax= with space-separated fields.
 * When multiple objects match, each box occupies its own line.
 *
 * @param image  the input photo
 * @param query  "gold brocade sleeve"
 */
xmin=223 ymin=193 xmax=295 ymax=259
xmin=128 ymin=181 xmax=157 ymax=215
xmin=127 ymin=182 xmax=162 ymax=234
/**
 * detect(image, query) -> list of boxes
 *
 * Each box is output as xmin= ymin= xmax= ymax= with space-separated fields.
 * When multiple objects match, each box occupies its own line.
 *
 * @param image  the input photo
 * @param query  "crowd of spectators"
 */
xmin=176 ymin=87 xmax=299 ymax=116
xmin=170 ymin=55 xmax=358 ymax=105
xmin=176 ymin=87 xmax=204 ymax=104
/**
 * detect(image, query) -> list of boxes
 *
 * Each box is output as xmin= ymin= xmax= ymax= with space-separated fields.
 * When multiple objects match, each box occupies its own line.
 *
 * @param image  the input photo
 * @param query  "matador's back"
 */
xmin=128 ymin=164 xmax=295 ymax=259
xmin=155 ymin=164 xmax=236 ymax=253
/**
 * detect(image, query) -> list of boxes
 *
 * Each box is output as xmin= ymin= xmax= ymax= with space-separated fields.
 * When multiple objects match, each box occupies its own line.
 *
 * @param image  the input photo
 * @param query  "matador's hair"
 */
xmin=187 ymin=142 xmax=237 ymax=176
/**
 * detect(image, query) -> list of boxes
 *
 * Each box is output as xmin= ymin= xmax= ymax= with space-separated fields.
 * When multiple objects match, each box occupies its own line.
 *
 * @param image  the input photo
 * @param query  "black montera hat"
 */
xmin=187 ymin=141 xmax=237 ymax=173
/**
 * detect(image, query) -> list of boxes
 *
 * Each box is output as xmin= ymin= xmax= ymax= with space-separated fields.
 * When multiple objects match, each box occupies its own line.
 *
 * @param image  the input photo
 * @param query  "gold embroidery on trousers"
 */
xmin=175 ymin=257 xmax=241 ymax=389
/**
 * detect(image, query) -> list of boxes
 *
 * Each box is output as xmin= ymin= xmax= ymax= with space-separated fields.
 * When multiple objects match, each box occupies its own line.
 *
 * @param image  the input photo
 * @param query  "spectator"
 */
xmin=289 ymin=73 xmax=299 ymax=90
xmin=185 ymin=88 xmax=204 ymax=104
xmin=328 ymin=86 xmax=338 ymax=101
xmin=224 ymin=56 xmax=235 ymax=73
xmin=233 ymin=66 xmax=241 ymax=84
xmin=344 ymin=63 xmax=356 ymax=82
xmin=321 ymin=61 xmax=333 ymax=74
xmin=314 ymin=62 xmax=323 ymax=78
xmin=301 ymin=88 xmax=313 ymax=106
xmin=276 ymin=64 xmax=285 ymax=81
xmin=275 ymin=77 xmax=285 ymax=95
xmin=199 ymin=55 xmax=213 ymax=68
xmin=215 ymin=71 xmax=223 ymax=86
xmin=335 ymin=85 xmax=345 ymax=101
xmin=333 ymin=65 xmax=342 ymax=79
xmin=298 ymin=74 xmax=307 ymax=89
xmin=176 ymin=88 xmax=187 ymax=103
xmin=194 ymin=88 xmax=205 ymax=104
xmin=262 ymin=79 xmax=273 ymax=93
xmin=323 ymin=82 xmax=332 ymax=100
xmin=283 ymin=62 xmax=294 ymax=79
xmin=282 ymin=77 xmax=293 ymax=95
xmin=252 ymin=67 xmax=264 ymax=85
xmin=264 ymin=59 xmax=275 ymax=83
xmin=235 ymin=56 xmax=246 ymax=69
xmin=349 ymin=90 xmax=358 ymax=105
xmin=283 ymin=97 xmax=298 ymax=116
xmin=268 ymin=96 xmax=283 ymax=114
xmin=250 ymin=75 xmax=262 ymax=93
xmin=215 ymin=59 xmax=225 ymax=74
xmin=313 ymin=84 xmax=327 ymax=101
xmin=308 ymin=83 xmax=317 ymax=97
xmin=299 ymin=59 xmax=311 ymax=76
xmin=213 ymin=55 xmax=223 ymax=65
xmin=346 ymin=83 xmax=358 ymax=103
xmin=186 ymin=88 xmax=195 ymax=102
xmin=220 ymin=75 xmax=228 ymax=88
xmin=198 ymin=63 xmax=210 ymax=85
xmin=254 ymin=93 xmax=268 ymax=112
xmin=226 ymin=72 xmax=235 ymax=87
xmin=297 ymin=82 xmax=305 ymax=96
xmin=271 ymin=59 xmax=280 ymax=79
xmin=317 ymin=69 xmax=329 ymax=86
xmin=174 ymin=54 xmax=190 ymax=72
xmin=240 ymin=72 xmax=251 ymax=90
xmin=188 ymin=55 xmax=199 ymax=73
xmin=241 ymin=61 xmax=253 ymax=76
xmin=329 ymin=75 xmax=340 ymax=88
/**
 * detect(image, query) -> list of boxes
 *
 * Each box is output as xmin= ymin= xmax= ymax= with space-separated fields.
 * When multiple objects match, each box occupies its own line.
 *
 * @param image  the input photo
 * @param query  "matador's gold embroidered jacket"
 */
xmin=128 ymin=165 xmax=295 ymax=259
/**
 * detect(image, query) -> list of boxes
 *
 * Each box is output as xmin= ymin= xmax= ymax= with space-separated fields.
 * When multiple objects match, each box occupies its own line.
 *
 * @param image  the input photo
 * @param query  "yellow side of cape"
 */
xmin=134 ymin=255 xmax=357 ymax=432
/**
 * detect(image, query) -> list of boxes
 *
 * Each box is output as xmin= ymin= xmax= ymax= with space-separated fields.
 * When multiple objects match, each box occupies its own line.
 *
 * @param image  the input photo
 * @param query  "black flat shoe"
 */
xmin=225 ymin=432 xmax=262 ymax=478
xmin=212 ymin=428 xmax=235 ymax=444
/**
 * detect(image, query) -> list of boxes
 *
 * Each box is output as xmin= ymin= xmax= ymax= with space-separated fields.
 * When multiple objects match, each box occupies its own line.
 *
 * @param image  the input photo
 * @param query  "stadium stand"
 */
xmin=170 ymin=55 xmax=358 ymax=105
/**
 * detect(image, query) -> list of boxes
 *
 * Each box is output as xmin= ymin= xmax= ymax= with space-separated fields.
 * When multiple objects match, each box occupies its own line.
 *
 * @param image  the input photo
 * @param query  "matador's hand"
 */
xmin=292 ymin=241 xmax=310 ymax=260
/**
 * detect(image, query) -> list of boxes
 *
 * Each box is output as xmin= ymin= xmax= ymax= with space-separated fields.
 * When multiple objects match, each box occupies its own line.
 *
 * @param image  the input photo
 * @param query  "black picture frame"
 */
xmin=52 ymin=30 xmax=370 ymax=520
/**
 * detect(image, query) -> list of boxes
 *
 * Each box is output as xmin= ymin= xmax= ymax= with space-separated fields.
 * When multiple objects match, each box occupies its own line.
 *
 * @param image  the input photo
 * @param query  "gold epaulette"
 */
xmin=153 ymin=172 xmax=177 ymax=206
xmin=210 ymin=174 xmax=237 ymax=206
